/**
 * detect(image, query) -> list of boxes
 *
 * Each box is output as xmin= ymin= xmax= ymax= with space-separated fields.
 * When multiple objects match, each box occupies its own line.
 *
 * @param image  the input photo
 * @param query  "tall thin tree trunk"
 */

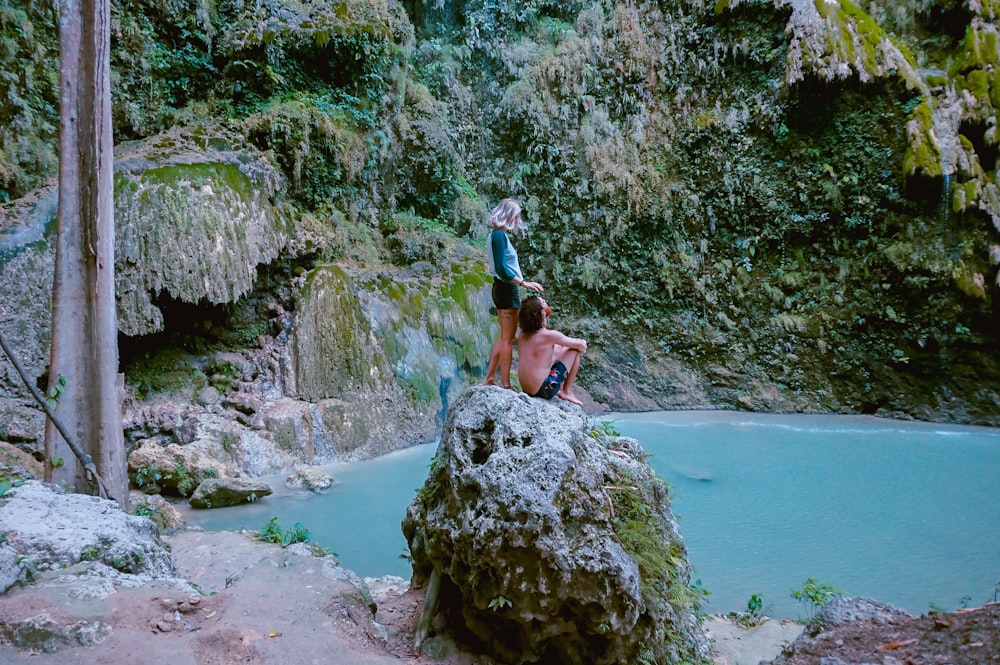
xmin=45 ymin=0 xmax=127 ymax=507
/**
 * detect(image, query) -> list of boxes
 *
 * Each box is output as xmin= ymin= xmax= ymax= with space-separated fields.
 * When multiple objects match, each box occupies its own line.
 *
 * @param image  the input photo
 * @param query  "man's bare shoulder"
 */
xmin=523 ymin=328 xmax=562 ymax=343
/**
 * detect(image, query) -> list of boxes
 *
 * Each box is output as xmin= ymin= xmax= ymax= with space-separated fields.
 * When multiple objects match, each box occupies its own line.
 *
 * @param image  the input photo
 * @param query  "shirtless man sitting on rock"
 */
xmin=516 ymin=295 xmax=587 ymax=406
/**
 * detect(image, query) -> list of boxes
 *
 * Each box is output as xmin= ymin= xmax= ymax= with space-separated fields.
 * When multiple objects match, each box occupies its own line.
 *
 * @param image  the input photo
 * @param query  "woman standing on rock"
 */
xmin=483 ymin=198 xmax=543 ymax=389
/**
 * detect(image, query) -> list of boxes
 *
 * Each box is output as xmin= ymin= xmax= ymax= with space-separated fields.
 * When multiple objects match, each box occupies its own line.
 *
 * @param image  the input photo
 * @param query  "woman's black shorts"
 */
xmin=492 ymin=278 xmax=520 ymax=310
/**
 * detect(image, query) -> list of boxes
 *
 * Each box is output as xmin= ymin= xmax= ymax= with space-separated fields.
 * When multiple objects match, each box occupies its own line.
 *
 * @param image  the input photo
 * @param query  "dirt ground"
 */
xmin=768 ymin=602 xmax=1000 ymax=665
xmin=0 ymin=527 xmax=996 ymax=665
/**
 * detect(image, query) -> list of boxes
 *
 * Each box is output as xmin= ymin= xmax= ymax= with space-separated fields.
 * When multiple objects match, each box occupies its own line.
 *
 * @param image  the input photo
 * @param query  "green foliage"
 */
xmin=588 ymin=418 xmax=620 ymax=438
xmin=15 ymin=554 xmax=37 ymax=583
xmin=222 ymin=0 xmax=411 ymax=107
xmin=132 ymin=500 xmax=155 ymax=517
xmin=242 ymin=92 xmax=374 ymax=208
xmin=173 ymin=459 xmax=197 ymax=497
xmin=381 ymin=210 xmax=461 ymax=266
xmin=258 ymin=516 xmax=312 ymax=547
xmin=488 ymin=595 xmax=512 ymax=611
xmin=133 ymin=459 xmax=207 ymax=497
xmin=791 ymin=577 xmax=844 ymax=620
xmin=44 ymin=374 xmax=66 ymax=409
xmin=727 ymin=592 xmax=765 ymax=627
xmin=0 ymin=0 xmax=60 ymax=199
xmin=124 ymin=350 xmax=205 ymax=401
xmin=205 ymin=359 xmax=240 ymax=394
xmin=607 ymin=482 xmax=692 ymax=615
xmin=134 ymin=464 xmax=162 ymax=492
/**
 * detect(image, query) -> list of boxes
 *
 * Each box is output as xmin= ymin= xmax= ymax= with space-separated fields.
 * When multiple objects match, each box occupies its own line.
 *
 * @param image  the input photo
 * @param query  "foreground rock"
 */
xmin=403 ymin=385 xmax=710 ymax=664
xmin=0 ymin=481 xmax=176 ymax=593
xmin=0 ymin=528 xmax=402 ymax=664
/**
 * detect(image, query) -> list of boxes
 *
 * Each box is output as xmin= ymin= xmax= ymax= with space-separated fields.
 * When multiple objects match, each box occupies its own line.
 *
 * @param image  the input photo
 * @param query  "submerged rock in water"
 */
xmin=402 ymin=385 xmax=709 ymax=664
xmin=285 ymin=467 xmax=333 ymax=491
xmin=188 ymin=477 xmax=273 ymax=509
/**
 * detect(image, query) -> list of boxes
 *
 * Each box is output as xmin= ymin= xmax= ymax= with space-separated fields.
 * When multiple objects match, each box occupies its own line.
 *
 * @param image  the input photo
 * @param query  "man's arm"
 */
xmin=547 ymin=329 xmax=587 ymax=353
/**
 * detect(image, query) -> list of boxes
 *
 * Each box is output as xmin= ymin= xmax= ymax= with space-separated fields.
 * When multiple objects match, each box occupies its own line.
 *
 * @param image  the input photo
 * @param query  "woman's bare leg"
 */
xmin=497 ymin=308 xmax=519 ymax=388
xmin=484 ymin=308 xmax=519 ymax=388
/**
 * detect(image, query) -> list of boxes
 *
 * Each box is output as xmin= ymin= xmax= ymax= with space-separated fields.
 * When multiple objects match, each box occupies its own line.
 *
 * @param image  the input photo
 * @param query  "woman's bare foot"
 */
xmin=501 ymin=383 xmax=514 ymax=390
xmin=557 ymin=390 xmax=582 ymax=405
xmin=484 ymin=377 xmax=497 ymax=386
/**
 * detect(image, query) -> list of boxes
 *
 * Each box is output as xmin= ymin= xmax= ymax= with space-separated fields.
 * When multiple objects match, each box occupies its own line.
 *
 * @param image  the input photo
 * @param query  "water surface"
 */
xmin=181 ymin=411 xmax=1000 ymax=618
xmin=610 ymin=411 xmax=1000 ymax=618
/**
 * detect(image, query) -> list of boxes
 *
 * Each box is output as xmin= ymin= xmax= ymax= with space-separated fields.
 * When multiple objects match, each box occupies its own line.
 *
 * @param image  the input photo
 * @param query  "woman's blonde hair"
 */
xmin=488 ymin=198 xmax=523 ymax=232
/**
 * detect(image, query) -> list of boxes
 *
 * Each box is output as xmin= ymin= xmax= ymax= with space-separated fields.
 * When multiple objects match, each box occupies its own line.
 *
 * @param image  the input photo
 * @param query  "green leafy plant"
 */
xmin=45 ymin=374 xmax=66 ymax=408
xmin=135 ymin=464 xmax=162 ymax=490
xmin=588 ymin=417 xmax=620 ymax=438
xmin=15 ymin=555 xmax=38 ymax=583
xmin=173 ymin=460 xmax=197 ymax=497
xmin=727 ymin=592 xmax=764 ymax=627
xmin=81 ymin=546 xmax=101 ymax=561
xmin=791 ymin=577 xmax=843 ymax=620
xmin=310 ymin=544 xmax=338 ymax=559
xmin=258 ymin=517 xmax=313 ymax=547
xmin=132 ymin=501 xmax=155 ymax=517
xmin=488 ymin=595 xmax=512 ymax=611
xmin=0 ymin=478 xmax=21 ymax=498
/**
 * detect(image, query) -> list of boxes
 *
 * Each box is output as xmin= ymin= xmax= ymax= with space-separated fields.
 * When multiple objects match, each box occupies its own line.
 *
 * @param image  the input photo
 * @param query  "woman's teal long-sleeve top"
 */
xmin=487 ymin=228 xmax=523 ymax=283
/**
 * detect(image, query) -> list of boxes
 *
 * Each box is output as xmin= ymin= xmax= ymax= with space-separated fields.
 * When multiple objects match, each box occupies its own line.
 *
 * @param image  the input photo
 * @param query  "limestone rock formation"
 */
xmin=402 ymin=386 xmax=710 ymax=665
xmin=0 ymin=481 xmax=176 ymax=592
xmin=285 ymin=467 xmax=334 ymax=491
xmin=127 ymin=439 xmax=227 ymax=496
xmin=188 ymin=477 xmax=273 ymax=509
xmin=128 ymin=493 xmax=185 ymax=533
xmin=113 ymin=127 xmax=290 ymax=337
xmin=288 ymin=260 xmax=494 ymax=458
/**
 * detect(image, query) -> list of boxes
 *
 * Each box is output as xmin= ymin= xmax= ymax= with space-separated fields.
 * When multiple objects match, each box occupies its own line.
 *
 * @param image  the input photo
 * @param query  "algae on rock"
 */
xmin=289 ymin=259 xmax=494 ymax=457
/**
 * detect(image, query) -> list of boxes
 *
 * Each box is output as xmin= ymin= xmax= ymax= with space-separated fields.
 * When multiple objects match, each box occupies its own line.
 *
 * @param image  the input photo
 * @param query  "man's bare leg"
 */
xmin=554 ymin=347 xmax=583 ymax=405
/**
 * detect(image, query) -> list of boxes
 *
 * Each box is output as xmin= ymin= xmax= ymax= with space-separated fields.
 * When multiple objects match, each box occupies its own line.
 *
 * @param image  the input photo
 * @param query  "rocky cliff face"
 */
xmin=0 ymin=124 xmax=497 ymax=471
xmin=403 ymin=386 xmax=710 ymax=664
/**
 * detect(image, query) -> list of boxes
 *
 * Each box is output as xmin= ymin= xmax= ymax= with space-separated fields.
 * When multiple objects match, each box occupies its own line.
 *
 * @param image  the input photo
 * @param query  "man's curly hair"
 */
xmin=519 ymin=295 xmax=545 ymax=333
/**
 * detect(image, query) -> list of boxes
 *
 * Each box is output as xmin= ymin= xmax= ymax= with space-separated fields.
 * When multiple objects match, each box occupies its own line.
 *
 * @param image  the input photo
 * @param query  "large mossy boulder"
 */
xmin=402 ymin=386 xmax=710 ymax=665
xmin=114 ymin=127 xmax=291 ymax=336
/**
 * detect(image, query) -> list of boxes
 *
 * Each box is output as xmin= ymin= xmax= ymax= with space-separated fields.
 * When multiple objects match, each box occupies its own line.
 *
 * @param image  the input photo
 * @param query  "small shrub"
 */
xmin=791 ymin=577 xmax=843 ymax=620
xmin=258 ymin=517 xmax=313 ymax=547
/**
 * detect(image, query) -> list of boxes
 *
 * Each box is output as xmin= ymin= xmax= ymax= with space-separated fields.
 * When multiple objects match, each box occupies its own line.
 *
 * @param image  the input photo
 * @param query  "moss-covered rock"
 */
xmin=114 ymin=127 xmax=291 ymax=336
xmin=289 ymin=258 xmax=494 ymax=456
xmin=782 ymin=0 xmax=922 ymax=87
xmin=903 ymin=100 xmax=943 ymax=177
xmin=403 ymin=386 xmax=710 ymax=664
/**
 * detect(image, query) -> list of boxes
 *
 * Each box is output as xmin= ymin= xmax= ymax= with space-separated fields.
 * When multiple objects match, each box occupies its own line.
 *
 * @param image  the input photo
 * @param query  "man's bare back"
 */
xmin=516 ymin=297 xmax=586 ymax=405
